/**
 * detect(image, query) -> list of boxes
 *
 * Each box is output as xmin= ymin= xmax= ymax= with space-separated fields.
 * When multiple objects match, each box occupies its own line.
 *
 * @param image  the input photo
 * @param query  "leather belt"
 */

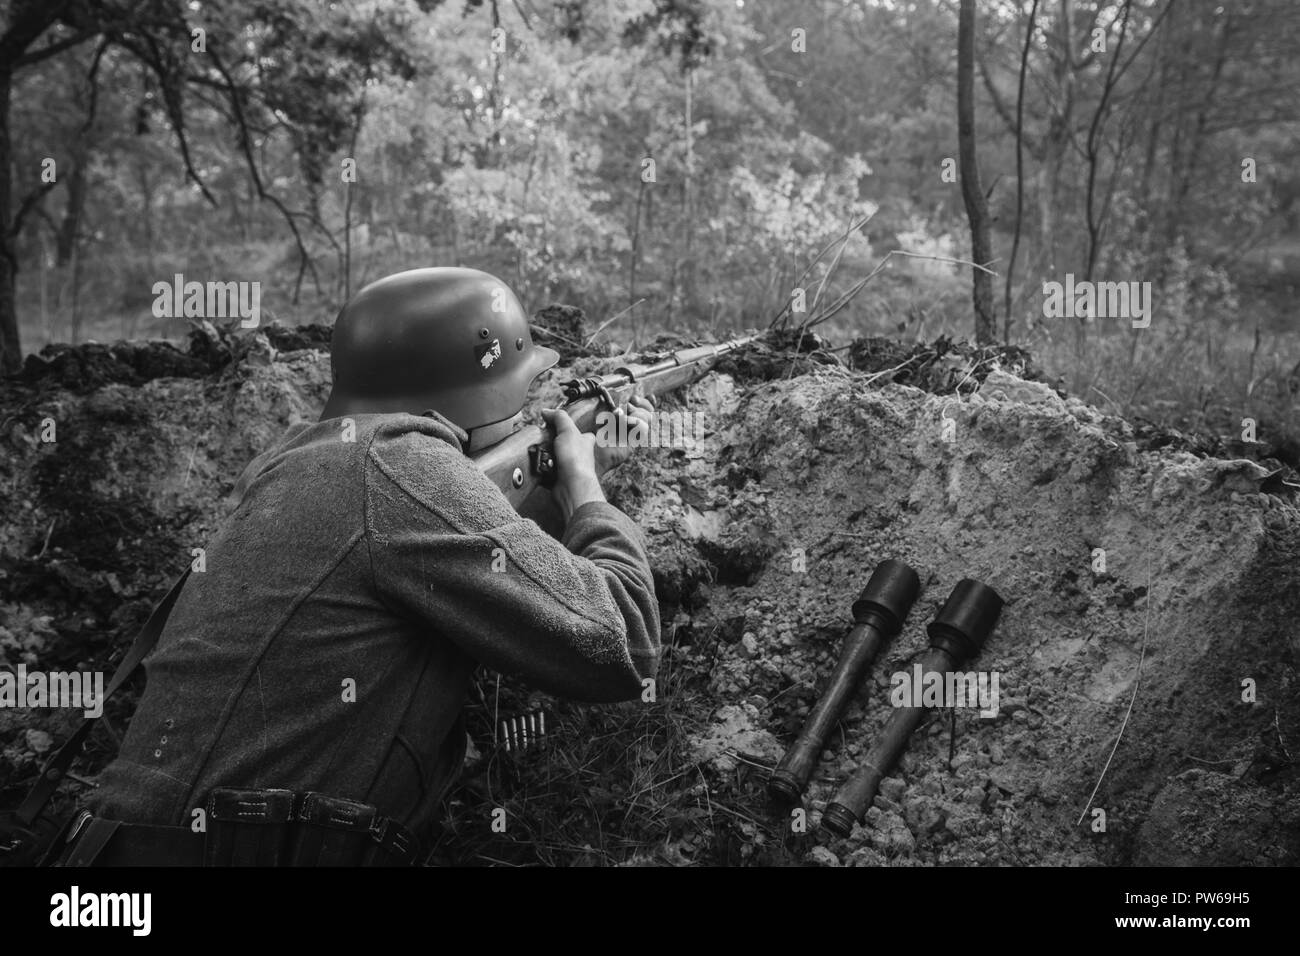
xmin=56 ymin=816 xmax=205 ymax=867
xmin=55 ymin=788 xmax=420 ymax=867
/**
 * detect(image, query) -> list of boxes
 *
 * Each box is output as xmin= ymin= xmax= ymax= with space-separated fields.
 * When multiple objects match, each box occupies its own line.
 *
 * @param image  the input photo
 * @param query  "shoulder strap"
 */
xmin=14 ymin=569 xmax=192 ymax=826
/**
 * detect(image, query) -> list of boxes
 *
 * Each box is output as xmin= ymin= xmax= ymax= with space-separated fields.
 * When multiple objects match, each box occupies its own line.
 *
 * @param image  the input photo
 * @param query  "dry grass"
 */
xmin=429 ymin=630 xmax=799 ymax=867
xmin=1031 ymin=317 xmax=1300 ymax=462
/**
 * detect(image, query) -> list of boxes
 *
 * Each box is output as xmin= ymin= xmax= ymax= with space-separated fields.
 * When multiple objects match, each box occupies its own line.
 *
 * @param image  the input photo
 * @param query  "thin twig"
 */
xmin=809 ymin=216 xmax=860 ymax=318
xmin=1184 ymin=754 xmax=1236 ymax=767
xmin=183 ymin=441 xmax=199 ymax=487
xmin=697 ymin=766 xmax=715 ymax=833
xmin=493 ymin=674 xmax=501 ymax=752
xmin=725 ymin=751 xmax=777 ymax=772
xmin=952 ymin=361 xmax=979 ymax=393
xmin=861 ymin=356 xmax=927 ymax=387
xmin=769 ymin=212 xmax=875 ymax=328
xmin=585 ymin=299 xmax=645 ymax=347
xmin=804 ymin=249 xmax=997 ymax=334
xmin=625 ymin=766 xmax=697 ymax=802
xmin=806 ymin=270 xmax=880 ymax=328
xmin=1089 ymin=384 xmax=1121 ymax=415
xmin=784 ymin=216 xmax=867 ymax=377
xmin=1077 ymin=559 xmax=1154 ymax=827
xmin=38 ymin=518 xmax=56 ymax=557
xmin=529 ymin=323 xmax=586 ymax=352
xmin=887 ymin=249 xmax=1000 ymax=276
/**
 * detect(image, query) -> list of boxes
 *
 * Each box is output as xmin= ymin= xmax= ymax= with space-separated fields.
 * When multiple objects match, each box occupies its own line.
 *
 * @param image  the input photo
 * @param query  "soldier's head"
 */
xmin=322 ymin=268 xmax=560 ymax=451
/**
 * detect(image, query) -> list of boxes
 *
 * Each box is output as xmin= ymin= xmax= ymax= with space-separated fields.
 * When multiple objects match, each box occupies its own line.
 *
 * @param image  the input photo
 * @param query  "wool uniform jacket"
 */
xmin=89 ymin=411 xmax=661 ymax=845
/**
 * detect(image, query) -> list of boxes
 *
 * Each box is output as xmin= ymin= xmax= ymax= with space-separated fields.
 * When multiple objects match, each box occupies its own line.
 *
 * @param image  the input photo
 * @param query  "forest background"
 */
xmin=3 ymin=0 xmax=1298 ymax=450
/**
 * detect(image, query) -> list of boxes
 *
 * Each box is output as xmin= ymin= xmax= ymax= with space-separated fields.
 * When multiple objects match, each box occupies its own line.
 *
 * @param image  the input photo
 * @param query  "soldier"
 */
xmin=61 ymin=267 xmax=660 ymax=865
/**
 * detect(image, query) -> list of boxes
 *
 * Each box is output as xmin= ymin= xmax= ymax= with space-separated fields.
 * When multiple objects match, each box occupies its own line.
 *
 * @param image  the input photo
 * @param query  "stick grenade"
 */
xmin=821 ymin=578 xmax=1004 ymax=837
xmin=767 ymin=559 xmax=921 ymax=805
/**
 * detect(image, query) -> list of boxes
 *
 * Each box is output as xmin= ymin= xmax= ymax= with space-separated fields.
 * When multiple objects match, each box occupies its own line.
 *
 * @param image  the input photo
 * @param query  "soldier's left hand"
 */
xmin=594 ymin=396 xmax=655 ymax=473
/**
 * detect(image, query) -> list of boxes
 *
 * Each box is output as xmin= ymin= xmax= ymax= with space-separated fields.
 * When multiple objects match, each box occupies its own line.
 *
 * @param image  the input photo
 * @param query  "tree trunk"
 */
xmin=137 ymin=160 xmax=155 ymax=273
xmin=681 ymin=68 xmax=694 ymax=316
xmin=630 ymin=177 xmax=645 ymax=309
xmin=0 ymin=68 xmax=21 ymax=374
xmin=1005 ymin=0 xmax=1040 ymax=338
xmin=1038 ymin=0 xmax=1077 ymax=278
xmin=957 ymin=0 xmax=996 ymax=345
xmin=55 ymin=150 xmax=87 ymax=266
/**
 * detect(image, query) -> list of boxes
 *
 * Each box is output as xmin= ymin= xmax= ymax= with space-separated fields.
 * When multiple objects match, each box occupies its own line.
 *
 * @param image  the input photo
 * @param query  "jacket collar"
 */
xmin=417 ymin=409 xmax=469 ymax=452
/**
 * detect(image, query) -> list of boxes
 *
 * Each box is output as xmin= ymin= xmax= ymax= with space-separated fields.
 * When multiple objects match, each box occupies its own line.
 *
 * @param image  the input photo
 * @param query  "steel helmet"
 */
xmin=321 ymin=268 xmax=560 ymax=437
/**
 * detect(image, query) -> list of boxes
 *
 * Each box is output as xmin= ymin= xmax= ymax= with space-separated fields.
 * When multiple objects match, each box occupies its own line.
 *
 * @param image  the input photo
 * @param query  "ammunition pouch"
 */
xmin=204 ymin=788 xmax=297 ymax=866
xmin=51 ymin=788 xmax=420 ymax=867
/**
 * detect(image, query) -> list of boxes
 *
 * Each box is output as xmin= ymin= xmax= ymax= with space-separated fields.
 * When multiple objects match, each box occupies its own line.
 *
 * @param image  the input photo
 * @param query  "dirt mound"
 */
xmin=616 ymin=362 xmax=1300 ymax=865
xmin=10 ymin=323 xmax=335 ymax=396
xmin=2 ymin=332 xmax=1297 ymax=866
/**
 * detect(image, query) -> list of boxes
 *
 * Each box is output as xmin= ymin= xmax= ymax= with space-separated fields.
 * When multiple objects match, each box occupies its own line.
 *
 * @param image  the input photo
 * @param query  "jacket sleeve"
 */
xmin=364 ymin=426 xmax=661 ymax=703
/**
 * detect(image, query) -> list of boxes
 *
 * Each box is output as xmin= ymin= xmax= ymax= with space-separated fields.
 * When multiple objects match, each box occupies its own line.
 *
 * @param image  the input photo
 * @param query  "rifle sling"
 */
xmin=14 ymin=568 xmax=192 ymax=826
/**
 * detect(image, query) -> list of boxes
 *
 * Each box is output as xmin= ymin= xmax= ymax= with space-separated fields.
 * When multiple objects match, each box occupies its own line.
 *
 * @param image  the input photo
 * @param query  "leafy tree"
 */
xmin=0 ymin=0 xmax=431 ymax=372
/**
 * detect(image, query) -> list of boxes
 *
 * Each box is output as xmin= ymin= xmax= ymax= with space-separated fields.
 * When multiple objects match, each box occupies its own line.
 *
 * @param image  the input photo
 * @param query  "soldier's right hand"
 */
xmin=541 ymin=407 xmax=607 ymax=523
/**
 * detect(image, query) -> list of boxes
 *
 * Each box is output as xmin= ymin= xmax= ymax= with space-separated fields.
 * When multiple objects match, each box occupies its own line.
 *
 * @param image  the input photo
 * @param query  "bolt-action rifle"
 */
xmin=473 ymin=334 xmax=761 ymax=514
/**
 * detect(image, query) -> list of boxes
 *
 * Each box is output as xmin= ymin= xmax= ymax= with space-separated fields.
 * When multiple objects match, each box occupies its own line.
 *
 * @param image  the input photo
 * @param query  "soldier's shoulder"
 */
xmin=363 ymin=415 xmax=513 ymax=531
xmin=363 ymin=413 xmax=466 ymax=460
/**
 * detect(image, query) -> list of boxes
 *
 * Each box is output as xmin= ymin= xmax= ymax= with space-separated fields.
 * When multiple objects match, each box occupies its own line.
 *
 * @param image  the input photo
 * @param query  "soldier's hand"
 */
xmin=542 ymin=407 xmax=605 ymax=523
xmin=594 ymin=396 xmax=655 ymax=474
xmin=541 ymin=396 xmax=655 ymax=524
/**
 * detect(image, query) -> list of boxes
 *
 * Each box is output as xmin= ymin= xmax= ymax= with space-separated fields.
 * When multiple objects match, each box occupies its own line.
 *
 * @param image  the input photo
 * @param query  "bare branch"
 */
xmin=9 ymin=181 xmax=57 ymax=239
xmin=13 ymin=30 xmax=95 ymax=66
xmin=114 ymin=28 xmax=219 ymax=207
xmin=1084 ymin=0 xmax=1133 ymax=279
xmin=206 ymin=45 xmax=323 ymax=301
xmin=977 ymin=48 xmax=1022 ymax=139
xmin=0 ymin=0 xmax=74 ymax=64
